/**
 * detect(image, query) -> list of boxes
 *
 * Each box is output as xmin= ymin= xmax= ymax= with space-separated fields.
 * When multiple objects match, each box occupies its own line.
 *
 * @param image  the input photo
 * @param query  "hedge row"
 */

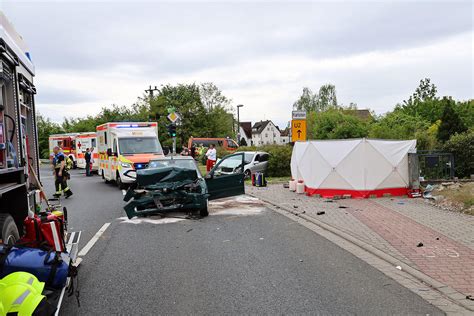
xmin=236 ymin=145 xmax=293 ymax=177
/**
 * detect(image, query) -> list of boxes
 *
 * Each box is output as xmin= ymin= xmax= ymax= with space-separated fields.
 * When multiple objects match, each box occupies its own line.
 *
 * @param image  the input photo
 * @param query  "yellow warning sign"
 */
xmin=291 ymin=119 xmax=307 ymax=142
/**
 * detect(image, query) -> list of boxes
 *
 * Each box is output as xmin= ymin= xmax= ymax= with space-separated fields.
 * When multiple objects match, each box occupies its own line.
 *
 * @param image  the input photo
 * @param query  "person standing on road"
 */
xmin=84 ymin=148 xmax=92 ymax=177
xmin=205 ymin=144 xmax=217 ymax=172
xmin=52 ymin=146 xmax=73 ymax=198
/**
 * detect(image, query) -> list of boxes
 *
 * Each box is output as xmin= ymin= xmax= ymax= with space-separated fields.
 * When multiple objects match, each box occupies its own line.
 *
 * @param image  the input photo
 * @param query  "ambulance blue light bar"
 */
xmin=116 ymin=124 xmax=152 ymax=128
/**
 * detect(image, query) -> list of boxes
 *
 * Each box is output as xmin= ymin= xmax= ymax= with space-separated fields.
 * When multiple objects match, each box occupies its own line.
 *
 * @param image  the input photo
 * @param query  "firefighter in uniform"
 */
xmin=52 ymin=146 xmax=73 ymax=198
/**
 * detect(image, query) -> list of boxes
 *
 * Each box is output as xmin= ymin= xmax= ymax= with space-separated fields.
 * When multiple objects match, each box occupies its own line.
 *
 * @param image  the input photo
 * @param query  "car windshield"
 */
xmin=244 ymin=153 xmax=255 ymax=164
xmin=149 ymin=159 xmax=201 ymax=176
xmin=119 ymin=137 xmax=162 ymax=155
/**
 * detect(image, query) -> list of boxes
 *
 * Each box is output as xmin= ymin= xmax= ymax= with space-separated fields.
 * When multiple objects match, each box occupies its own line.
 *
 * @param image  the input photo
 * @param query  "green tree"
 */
xmin=369 ymin=111 xmax=429 ymax=140
xmin=316 ymin=84 xmax=338 ymax=111
xmin=308 ymin=109 xmax=368 ymax=139
xmin=37 ymin=114 xmax=63 ymax=158
xmin=437 ymin=97 xmax=467 ymax=142
xmin=293 ymin=87 xmax=317 ymax=112
xmin=403 ymin=78 xmax=437 ymax=106
xmin=443 ymin=130 xmax=473 ymax=178
xmin=199 ymin=82 xmax=231 ymax=111
xmin=455 ymin=100 xmax=474 ymax=129
xmin=149 ymin=83 xmax=234 ymax=147
xmin=397 ymin=78 xmax=443 ymax=123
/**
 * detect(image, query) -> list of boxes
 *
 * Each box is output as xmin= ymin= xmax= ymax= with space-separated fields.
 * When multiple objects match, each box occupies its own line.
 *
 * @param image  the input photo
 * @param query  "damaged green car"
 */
xmin=123 ymin=153 xmax=245 ymax=218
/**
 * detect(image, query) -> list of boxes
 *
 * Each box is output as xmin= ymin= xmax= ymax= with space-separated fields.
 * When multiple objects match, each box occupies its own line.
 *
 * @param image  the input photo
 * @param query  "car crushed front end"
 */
xmin=123 ymin=166 xmax=208 ymax=219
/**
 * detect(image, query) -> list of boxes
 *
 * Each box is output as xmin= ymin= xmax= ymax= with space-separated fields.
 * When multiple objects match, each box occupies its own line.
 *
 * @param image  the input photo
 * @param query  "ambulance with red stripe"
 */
xmin=75 ymin=132 xmax=98 ymax=171
xmin=48 ymin=133 xmax=78 ymax=168
xmin=97 ymin=122 xmax=163 ymax=189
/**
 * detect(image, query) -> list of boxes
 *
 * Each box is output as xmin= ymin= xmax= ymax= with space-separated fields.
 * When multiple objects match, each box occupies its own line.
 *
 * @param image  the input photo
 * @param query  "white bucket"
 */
xmin=296 ymin=182 xmax=305 ymax=194
xmin=289 ymin=180 xmax=297 ymax=191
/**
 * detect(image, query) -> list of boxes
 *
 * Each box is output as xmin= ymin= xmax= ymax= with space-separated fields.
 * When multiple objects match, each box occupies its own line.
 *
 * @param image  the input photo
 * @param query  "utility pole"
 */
xmin=237 ymin=104 xmax=244 ymax=145
xmin=145 ymin=85 xmax=159 ymax=101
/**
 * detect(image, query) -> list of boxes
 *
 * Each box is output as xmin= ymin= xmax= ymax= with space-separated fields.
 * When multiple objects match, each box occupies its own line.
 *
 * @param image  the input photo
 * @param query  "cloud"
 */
xmin=2 ymin=0 xmax=472 ymax=128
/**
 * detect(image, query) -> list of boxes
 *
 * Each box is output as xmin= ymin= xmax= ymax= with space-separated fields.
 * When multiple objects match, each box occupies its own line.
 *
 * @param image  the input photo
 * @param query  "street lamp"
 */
xmin=237 ymin=104 xmax=244 ymax=145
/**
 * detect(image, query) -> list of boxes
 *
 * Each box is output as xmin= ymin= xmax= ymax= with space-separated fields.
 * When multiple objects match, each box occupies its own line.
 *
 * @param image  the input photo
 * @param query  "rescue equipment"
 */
xmin=0 ymin=245 xmax=70 ymax=289
xmin=21 ymin=212 xmax=66 ymax=252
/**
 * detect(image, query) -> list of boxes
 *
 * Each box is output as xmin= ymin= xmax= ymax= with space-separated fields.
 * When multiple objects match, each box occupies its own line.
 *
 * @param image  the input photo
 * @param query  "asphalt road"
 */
xmin=39 ymin=167 xmax=443 ymax=315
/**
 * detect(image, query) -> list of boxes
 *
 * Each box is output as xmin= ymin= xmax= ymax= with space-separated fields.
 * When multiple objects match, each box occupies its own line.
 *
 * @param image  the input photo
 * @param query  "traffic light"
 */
xmin=167 ymin=123 xmax=177 ymax=137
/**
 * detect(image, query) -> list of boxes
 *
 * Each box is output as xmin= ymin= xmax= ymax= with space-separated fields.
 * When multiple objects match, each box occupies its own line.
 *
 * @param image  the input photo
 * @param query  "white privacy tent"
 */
xmin=291 ymin=139 xmax=417 ymax=198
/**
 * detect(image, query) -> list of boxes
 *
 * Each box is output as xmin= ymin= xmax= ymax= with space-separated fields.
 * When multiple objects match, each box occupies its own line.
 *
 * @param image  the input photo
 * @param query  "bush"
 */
xmin=260 ymin=145 xmax=293 ymax=177
xmin=237 ymin=144 xmax=292 ymax=177
xmin=443 ymin=131 xmax=474 ymax=178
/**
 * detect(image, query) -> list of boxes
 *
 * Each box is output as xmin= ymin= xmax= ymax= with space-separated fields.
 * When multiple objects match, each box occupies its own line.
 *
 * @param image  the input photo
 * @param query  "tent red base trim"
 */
xmin=305 ymin=187 xmax=410 ymax=199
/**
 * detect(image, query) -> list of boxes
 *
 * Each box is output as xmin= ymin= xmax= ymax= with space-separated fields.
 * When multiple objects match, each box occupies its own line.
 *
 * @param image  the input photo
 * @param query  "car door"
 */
xmin=206 ymin=152 xmax=245 ymax=200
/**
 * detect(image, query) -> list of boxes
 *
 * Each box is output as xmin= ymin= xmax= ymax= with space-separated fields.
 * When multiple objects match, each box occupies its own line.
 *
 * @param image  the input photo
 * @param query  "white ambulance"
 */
xmin=97 ymin=122 xmax=163 ymax=189
xmin=75 ymin=132 xmax=98 ymax=171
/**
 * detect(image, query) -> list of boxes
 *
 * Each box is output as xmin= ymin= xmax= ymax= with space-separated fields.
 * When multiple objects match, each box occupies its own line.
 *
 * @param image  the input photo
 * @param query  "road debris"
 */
xmin=417 ymin=242 xmax=424 ymax=247
xmin=338 ymin=206 xmax=348 ymax=209
xmin=316 ymin=211 xmax=325 ymax=215
xmin=396 ymin=265 xmax=402 ymax=270
xmin=186 ymin=228 xmax=193 ymax=233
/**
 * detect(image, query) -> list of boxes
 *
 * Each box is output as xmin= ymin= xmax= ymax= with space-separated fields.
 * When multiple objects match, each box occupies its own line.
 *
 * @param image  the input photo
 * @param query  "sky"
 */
xmin=2 ymin=0 xmax=473 ymax=128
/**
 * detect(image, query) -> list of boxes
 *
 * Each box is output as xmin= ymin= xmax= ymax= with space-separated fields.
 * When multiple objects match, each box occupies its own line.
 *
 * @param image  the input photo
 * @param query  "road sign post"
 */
xmin=291 ymin=119 xmax=307 ymax=142
xmin=291 ymin=110 xmax=307 ymax=142
xmin=167 ymin=111 xmax=180 ymax=159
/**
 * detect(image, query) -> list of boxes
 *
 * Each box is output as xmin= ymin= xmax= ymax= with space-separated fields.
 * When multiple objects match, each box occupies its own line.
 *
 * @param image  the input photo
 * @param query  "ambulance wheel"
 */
xmin=199 ymin=199 xmax=209 ymax=217
xmin=0 ymin=213 xmax=20 ymax=246
xmin=116 ymin=172 xmax=126 ymax=190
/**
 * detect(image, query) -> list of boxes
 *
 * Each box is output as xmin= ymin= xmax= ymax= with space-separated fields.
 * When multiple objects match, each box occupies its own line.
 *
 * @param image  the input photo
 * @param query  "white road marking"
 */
xmin=77 ymin=223 xmax=110 ymax=257
xmin=117 ymin=216 xmax=186 ymax=225
xmin=54 ymin=287 xmax=67 ymax=316
xmin=212 ymin=207 xmax=265 ymax=216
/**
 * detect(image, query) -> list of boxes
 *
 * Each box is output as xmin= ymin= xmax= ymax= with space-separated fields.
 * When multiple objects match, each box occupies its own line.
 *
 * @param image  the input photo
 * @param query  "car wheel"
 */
xmin=101 ymin=170 xmax=105 ymax=179
xmin=0 ymin=214 xmax=20 ymax=246
xmin=244 ymin=169 xmax=251 ymax=179
xmin=200 ymin=199 xmax=209 ymax=217
xmin=116 ymin=172 xmax=126 ymax=190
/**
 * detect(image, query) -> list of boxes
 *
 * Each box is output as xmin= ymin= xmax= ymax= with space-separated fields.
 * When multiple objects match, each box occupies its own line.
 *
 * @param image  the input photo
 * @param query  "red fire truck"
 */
xmin=0 ymin=12 xmax=41 ymax=243
xmin=48 ymin=133 xmax=78 ymax=168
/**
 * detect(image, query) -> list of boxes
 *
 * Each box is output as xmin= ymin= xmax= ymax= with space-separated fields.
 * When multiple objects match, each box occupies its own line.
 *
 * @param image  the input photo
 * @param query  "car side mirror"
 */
xmin=107 ymin=148 xmax=112 ymax=156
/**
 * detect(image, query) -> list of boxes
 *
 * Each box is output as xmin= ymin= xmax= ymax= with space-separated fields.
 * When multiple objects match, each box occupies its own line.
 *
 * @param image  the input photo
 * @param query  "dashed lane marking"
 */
xmin=77 ymin=222 xmax=111 ymax=257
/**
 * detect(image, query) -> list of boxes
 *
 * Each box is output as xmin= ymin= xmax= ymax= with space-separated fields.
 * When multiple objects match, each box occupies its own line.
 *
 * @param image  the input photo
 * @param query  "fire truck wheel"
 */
xmin=0 ymin=213 xmax=20 ymax=246
xmin=116 ymin=172 xmax=126 ymax=190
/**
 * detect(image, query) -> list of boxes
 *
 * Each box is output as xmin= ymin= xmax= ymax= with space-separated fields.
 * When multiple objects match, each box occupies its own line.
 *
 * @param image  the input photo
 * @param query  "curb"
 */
xmin=249 ymin=193 xmax=474 ymax=312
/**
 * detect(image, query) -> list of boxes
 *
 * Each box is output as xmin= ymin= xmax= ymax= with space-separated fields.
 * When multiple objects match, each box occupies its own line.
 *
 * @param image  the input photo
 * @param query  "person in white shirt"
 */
xmin=205 ymin=144 xmax=217 ymax=172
